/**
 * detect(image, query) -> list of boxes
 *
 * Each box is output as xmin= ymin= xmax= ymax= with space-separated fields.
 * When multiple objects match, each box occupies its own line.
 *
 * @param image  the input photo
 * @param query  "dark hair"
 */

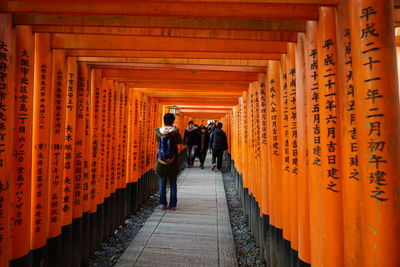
xmin=217 ymin=122 xmax=223 ymax=129
xmin=201 ymin=126 xmax=207 ymax=131
xmin=188 ymin=120 xmax=194 ymax=125
xmin=163 ymin=113 xmax=175 ymax=125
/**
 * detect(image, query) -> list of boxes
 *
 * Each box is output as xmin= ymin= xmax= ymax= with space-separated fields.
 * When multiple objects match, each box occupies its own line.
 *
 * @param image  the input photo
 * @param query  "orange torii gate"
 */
xmin=0 ymin=0 xmax=400 ymax=266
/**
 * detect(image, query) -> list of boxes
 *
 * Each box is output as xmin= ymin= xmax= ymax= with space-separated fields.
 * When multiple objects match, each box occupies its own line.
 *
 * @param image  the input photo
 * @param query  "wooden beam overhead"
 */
xmin=124 ymin=83 xmax=248 ymax=91
xmin=101 ymin=69 xmax=258 ymax=82
xmin=78 ymin=57 xmax=269 ymax=67
xmin=65 ymin=50 xmax=282 ymax=60
xmin=89 ymin=62 xmax=267 ymax=73
xmin=3 ymin=1 xmax=319 ymax=20
xmin=157 ymin=97 xmax=239 ymax=104
xmin=13 ymin=15 xmax=307 ymax=32
xmin=32 ymin=26 xmax=298 ymax=42
xmin=51 ymin=34 xmax=288 ymax=53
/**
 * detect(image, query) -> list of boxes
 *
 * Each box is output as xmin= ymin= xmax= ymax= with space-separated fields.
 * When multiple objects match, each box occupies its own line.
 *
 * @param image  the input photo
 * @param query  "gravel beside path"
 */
xmin=88 ymin=194 xmax=160 ymax=267
xmin=222 ymin=168 xmax=265 ymax=267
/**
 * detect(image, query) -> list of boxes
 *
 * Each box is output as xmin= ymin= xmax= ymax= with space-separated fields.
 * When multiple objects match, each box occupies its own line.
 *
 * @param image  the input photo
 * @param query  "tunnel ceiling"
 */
xmin=2 ymin=0 xmax=400 ymax=119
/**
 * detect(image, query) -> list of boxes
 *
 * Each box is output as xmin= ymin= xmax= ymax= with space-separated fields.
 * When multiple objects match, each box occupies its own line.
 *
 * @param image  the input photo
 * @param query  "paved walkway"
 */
xmin=116 ymin=158 xmax=238 ymax=267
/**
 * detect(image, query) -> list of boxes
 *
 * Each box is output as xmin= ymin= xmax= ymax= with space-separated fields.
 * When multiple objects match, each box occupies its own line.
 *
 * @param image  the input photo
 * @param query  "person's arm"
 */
xmin=223 ymin=132 xmax=228 ymax=150
xmin=209 ymin=132 xmax=214 ymax=148
xmin=183 ymin=129 xmax=187 ymax=145
xmin=175 ymin=129 xmax=183 ymax=145
xmin=154 ymin=128 xmax=161 ymax=142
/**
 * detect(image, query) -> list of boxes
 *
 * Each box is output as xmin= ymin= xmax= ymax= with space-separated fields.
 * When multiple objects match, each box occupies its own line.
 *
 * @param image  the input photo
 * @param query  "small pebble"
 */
xmin=222 ymin=164 xmax=266 ymax=267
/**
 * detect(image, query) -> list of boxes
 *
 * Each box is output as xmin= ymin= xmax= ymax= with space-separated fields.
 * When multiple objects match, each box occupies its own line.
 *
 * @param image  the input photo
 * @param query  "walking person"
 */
xmin=197 ymin=126 xmax=210 ymax=169
xmin=155 ymin=113 xmax=183 ymax=211
xmin=183 ymin=121 xmax=199 ymax=167
xmin=209 ymin=122 xmax=228 ymax=172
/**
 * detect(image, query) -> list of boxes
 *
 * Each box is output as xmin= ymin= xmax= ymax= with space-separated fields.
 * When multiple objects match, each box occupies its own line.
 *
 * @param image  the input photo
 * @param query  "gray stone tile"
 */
xmin=135 ymin=247 xmax=218 ymax=267
xmin=154 ymin=222 xmax=217 ymax=237
xmin=146 ymin=233 xmax=218 ymax=250
xmin=161 ymin=213 xmax=217 ymax=225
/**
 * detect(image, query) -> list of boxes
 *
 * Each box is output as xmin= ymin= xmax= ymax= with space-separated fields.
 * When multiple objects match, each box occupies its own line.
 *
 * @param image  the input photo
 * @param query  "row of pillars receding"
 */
xmin=0 ymin=14 xmax=168 ymax=266
xmin=229 ymin=2 xmax=399 ymax=267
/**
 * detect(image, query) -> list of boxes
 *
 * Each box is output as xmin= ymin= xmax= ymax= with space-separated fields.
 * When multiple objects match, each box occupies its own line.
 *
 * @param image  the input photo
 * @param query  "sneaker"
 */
xmin=161 ymin=205 xmax=168 ymax=210
xmin=169 ymin=207 xmax=176 ymax=211
xmin=201 ymin=164 xmax=204 ymax=169
xmin=216 ymin=169 xmax=221 ymax=172
xmin=211 ymin=163 xmax=216 ymax=171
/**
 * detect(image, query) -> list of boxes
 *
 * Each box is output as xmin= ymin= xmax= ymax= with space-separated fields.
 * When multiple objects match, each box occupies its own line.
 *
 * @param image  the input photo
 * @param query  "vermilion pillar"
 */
xmin=304 ymin=20 xmax=324 ymax=267
xmin=62 ymin=56 xmax=78 ymax=227
xmin=11 ymin=25 xmax=34 ymax=262
xmin=318 ymin=7 xmax=344 ymax=266
xmin=89 ymin=69 xmax=102 ymax=214
xmin=48 ymin=49 xmax=66 ymax=240
xmin=266 ymin=60 xmax=283 ymax=230
xmin=348 ymin=1 xmax=400 ymax=266
xmin=279 ymin=54 xmax=291 ymax=241
xmin=336 ymin=2 xmax=362 ymax=265
xmin=0 ymin=14 xmax=14 ymax=266
xmin=295 ymin=33 xmax=311 ymax=264
xmin=31 ymin=33 xmax=52 ymax=253
xmin=286 ymin=42 xmax=298 ymax=251
xmin=258 ymin=74 xmax=269 ymax=217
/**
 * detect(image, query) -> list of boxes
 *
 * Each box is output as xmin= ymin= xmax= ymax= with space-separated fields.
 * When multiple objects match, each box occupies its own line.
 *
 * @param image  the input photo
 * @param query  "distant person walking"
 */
xmin=155 ymin=113 xmax=183 ymax=211
xmin=197 ymin=126 xmax=210 ymax=169
xmin=209 ymin=122 xmax=228 ymax=172
xmin=183 ymin=121 xmax=199 ymax=167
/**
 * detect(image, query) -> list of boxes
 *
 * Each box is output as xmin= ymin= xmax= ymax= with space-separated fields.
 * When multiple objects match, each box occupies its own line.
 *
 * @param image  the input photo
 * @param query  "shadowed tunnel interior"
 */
xmin=0 ymin=0 xmax=400 ymax=266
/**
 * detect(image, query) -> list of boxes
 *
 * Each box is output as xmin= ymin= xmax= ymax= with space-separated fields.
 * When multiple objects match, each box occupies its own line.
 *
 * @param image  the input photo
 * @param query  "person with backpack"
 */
xmin=209 ymin=122 xmax=228 ymax=172
xmin=183 ymin=121 xmax=199 ymax=167
xmin=196 ymin=126 xmax=210 ymax=169
xmin=155 ymin=113 xmax=183 ymax=211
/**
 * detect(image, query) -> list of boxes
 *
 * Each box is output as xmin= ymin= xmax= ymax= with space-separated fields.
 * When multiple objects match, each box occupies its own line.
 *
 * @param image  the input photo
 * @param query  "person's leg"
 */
xmin=189 ymin=145 xmax=195 ymax=165
xmin=169 ymin=176 xmax=178 ymax=209
xmin=186 ymin=146 xmax=191 ymax=165
xmin=216 ymin=149 xmax=224 ymax=170
xmin=159 ymin=177 xmax=168 ymax=207
xmin=211 ymin=149 xmax=217 ymax=170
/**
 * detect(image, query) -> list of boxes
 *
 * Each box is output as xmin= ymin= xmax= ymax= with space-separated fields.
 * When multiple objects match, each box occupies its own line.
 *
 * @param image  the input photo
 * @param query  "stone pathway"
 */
xmin=116 ymin=158 xmax=238 ymax=267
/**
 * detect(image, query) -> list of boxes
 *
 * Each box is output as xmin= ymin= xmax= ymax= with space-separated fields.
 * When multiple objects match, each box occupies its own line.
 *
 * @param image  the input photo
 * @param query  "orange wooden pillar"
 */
xmin=279 ymin=54 xmax=291 ymax=243
xmin=318 ymin=7 xmax=344 ymax=266
xmin=286 ymin=42 xmax=299 ymax=253
xmin=71 ymin=61 xmax=89 ymax=265
xmin=119 ymin=83 xmax=129 ymax=220
xmin=0 ymin=14 xmax=14 ymax=267
xmin=348 ymin=1 xmax=400 ymax=266
xmin=336 ymin=2 xmax=362 ymax=266
xmin=266 ymin=60 xmax=285 ymax=266
xmin=47 ymin=49 xmax=67 ymax=265
xmin=61 ymin=56 xmax=78 ymax=266
xmin=240 ymin=90 xmax=250 ymax=224
xmin=295 ymin=33 xmax=311 ymax=264
xmin=31 ymin=32 xmax=52 ymax=264
xmin=304 ymin=20 xmax=324 ymax=267
xmin=10 ymin=25 xmax=34 ymax=265
xmin=266 ymin=60 xmax=283 ymax=234
xmin=79 ymin=62 xmax=92 ymax=263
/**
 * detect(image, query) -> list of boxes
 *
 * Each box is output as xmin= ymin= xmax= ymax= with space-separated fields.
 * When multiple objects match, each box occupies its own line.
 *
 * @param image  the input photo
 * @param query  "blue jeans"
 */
xmin=159 ymin=176 xmax=177 ymax=208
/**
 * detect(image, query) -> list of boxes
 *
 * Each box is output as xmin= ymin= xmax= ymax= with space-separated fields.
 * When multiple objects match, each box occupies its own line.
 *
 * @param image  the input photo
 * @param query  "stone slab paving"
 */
xmin=116 ymin=158 xmax=238 ymax=267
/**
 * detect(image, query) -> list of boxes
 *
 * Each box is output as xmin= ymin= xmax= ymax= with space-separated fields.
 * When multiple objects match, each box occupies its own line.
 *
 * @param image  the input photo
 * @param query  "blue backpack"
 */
xmin=158 ymin=135 xmax=176 ymax=165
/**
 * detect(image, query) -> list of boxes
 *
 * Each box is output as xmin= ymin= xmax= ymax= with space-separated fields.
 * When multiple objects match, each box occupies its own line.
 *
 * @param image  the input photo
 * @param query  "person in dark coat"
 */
xmin=183 ymin=121 xmax=199 ymax=167
xmin=196 ymin=126 xmax=210 ymax=169
xmin=209 ymin=122 xmax=228 ymax=172
xmin=155 ymin=113 xmax=183 ymax=210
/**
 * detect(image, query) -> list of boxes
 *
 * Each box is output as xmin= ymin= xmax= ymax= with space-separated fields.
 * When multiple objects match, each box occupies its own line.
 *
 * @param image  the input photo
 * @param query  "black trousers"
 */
xmin=212 ymin=149 xmax=224 ymax=170
xmin=198 ymin=149 xmax=207 ymax=165
xmin=186 ymin=145 xmax=196 ymax=165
